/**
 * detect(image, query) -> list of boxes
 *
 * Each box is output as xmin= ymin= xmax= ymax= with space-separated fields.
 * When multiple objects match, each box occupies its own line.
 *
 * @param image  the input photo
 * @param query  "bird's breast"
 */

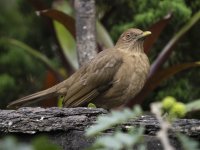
xmin=105 ymin=53 xmax=149 ymax=102
xmin=124 ymin=53 xmax=150 ymax=97
xmin=94 ymin=52 xmax=150 ymax=109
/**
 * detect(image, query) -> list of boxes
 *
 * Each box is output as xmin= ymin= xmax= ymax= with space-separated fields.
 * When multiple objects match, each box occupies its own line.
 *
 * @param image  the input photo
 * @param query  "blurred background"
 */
xmin=0 ymin=0 xmax=200 ymax=110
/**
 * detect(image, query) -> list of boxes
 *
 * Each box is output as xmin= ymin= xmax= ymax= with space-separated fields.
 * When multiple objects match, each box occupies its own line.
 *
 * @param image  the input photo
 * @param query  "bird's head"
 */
xmin=115 ymin=28 xmax=151 ymax=52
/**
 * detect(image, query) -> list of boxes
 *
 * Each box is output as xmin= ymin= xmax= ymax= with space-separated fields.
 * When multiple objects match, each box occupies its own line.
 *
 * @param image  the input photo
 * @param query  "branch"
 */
xmin=74 ymin=0 xmax=97 ymax=66
xmin=0 ymin=107 xmax=199 ymax=149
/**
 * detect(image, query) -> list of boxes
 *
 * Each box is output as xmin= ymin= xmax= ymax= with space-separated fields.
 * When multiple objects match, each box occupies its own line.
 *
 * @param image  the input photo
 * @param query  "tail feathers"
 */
xmin=7 ymin=87 xmax=58 ymax=109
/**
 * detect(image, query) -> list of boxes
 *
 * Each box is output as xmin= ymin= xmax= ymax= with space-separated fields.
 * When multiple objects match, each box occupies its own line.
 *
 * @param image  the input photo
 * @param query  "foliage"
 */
xmin=185 ymin=99 xmax=200 ymax=118
xmin=0 ymin=0 xmax=55 ymax=108
xmin=1 ymin=38 xmax=58 ymax=74
xmin=151 ymin=101 xmax=199 ymax=150
xmin=126 ymin=11 xmax=200 ymax=108
xmin=86 ymin=103 xmax=199 ymax=150
xmin=86 ymin=106 xmax=145 ymax=150
xmin=177 ymin=133 xmax=199 ymax=150
xmin=97 ymin=0 xmax=192 ymax=41
xmin=0 ymin=136 xmax=61 ymax=150
xmin=32 ymin=136 xmax=61 ymax=150
xmin=0 ymin=0 xmax=200 ymax=109
xmin=88 ymin=128 xmax=145 ymax=150
xmin=0 ymin=74 xmax=16 ymax=107
xmin=0 ymin=1 xmax=28 ymax=39
xmin=162 ymin=96 xmax=186 ymax=119
xmin=134 ymin=0 xmax=191 ymax=27
xmin=0 ymin=46 xmax=45 ymax=108
xmin=98 ymin=0 xmax=200 ymax=106
xmin=161 ymin=96 xmax=200 ymax=119
xmin=86 ymin=106 xmax=142 ymax=136
xmin=186 ymin=99 xmax=200 ymax=113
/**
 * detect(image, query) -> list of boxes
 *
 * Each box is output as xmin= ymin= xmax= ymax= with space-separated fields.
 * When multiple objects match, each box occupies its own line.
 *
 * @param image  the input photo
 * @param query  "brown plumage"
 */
xmin=7 ymin=28 xmax=151 ymax=109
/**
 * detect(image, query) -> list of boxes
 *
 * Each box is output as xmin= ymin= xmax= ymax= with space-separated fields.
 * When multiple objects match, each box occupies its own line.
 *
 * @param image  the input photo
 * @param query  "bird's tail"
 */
xmin=7 ymin=86 xmax=59 ymax=109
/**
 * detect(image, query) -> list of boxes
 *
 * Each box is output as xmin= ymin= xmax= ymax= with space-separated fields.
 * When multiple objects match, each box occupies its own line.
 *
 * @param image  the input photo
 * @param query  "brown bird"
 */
xmin=7 ymin=28 xmax=151 ymax=109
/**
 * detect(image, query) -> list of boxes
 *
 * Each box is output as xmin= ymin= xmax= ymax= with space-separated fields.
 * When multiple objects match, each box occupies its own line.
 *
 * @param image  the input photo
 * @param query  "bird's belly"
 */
xmin=94 ymin=56 xmax=149 ymax=109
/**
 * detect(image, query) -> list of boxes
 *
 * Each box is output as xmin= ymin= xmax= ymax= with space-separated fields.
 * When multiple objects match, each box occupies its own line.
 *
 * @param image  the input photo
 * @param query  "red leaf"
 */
xmin=144 ymin=13 xmax=172 ymax=54
xmin=149 ymin=11 xmax=200 ymax=78
xmin=37 ymin=9 xmax=76 ymax=38
xmin=126 ymin=11 xmax=200 ymax=107
xmin=40 ymin=71 xmax=60 ymax=107
xmin=126 ymin=62 xmax=200 ymax=107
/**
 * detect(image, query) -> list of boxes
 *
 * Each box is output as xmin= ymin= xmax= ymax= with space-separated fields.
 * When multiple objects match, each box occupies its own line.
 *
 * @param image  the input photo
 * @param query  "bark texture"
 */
xmin=74 ymin=0 xmax=97 ymax=66
xmin=0 ymin=107 xmax=199 ymax=150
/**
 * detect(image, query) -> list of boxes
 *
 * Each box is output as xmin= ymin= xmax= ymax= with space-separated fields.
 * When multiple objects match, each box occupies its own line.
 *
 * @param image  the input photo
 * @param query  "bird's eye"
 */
xmin=125 ymin=33 xmax=131 ymax=39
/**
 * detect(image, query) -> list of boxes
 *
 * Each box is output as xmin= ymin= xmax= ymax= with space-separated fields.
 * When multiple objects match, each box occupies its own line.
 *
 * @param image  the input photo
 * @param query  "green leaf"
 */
xmin=0 ymin=136 xmax=61 ymax=150
xmin=96 ymin=21 xmax=114 ymax=49
xmin=0 ymin=136 xmax=33 ymax=150
xmin=95 ymin=136 xmax=123 ymax=150
xmin=90 ymin=127 xmax=145 ymax=150
xmin=53 ymin=20 xmax=78 ymax=69
xmin=177 ymin=133 xmax=199 ymax=150
xmin=0 ymin=38 xmax=59 ymax=76
xmin=37 ymin=3 xmax=114 ymax=70
xmin=130 ymin=62 xmax=200 ymax=107
xmin=127 ymin=11 xmax=200 ymax=107
xmin=150 ymin=62 xmax=200 ymax=90
xmin=115 ymin=129 xmax=143 ymax=147
xmin=52 ymin=1 xmax=78 ymax=70
xmin=186 ymin=99 xmax=200 ymax=112
xmin=37 ymin=9 xmax=75 ymax=38
xmin=149 ymin=11 xmax=200 ymax=77
xmin=37 ymin=3 xmax=78 ymax=70
xmin=32 ymin=136 xmax=61 ymax=150
xmin=185 ymin=99 xmax=200 ymax=118
xmin=85 ymin=105 xmax=142 ymax=137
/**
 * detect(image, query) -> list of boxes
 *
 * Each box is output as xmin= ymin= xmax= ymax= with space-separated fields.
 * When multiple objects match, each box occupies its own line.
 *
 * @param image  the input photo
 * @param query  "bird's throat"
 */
xmin=133 ymin=42 xmax=144 ymax=53
xmin=115 ymin=41 xmax=144 ymax=53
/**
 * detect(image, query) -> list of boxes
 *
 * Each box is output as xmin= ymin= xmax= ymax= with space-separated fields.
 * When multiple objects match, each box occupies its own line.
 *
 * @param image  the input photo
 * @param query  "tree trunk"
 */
xmin=74 ymin=0 xmax=97 ymax=67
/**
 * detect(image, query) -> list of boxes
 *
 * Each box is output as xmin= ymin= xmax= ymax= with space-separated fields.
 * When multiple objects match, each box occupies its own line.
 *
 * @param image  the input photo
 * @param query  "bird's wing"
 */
xmin=63 ymin=50 xmax=123 ymax=107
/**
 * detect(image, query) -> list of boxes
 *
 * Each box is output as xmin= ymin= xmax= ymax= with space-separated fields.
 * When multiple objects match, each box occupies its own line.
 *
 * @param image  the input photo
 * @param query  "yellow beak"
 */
xmin=141 ymin=31 xmax=151 ymax=38
xmin=137 ymin=31 xmax=151 ymax=40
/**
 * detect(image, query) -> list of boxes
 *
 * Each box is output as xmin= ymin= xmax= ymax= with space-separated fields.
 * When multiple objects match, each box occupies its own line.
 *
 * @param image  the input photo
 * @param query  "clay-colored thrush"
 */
xmin=7 ymin=28 xmax=151 ymax=109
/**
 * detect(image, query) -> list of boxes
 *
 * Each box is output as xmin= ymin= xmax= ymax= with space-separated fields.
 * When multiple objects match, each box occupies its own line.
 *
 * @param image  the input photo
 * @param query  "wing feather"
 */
xmin=63 ymin=50 xmax=123 ymax=107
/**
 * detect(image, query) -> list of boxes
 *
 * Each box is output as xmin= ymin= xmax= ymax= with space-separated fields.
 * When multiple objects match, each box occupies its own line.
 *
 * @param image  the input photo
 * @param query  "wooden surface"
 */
xmin=0 ymin=107 xmax=199 ymax=150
